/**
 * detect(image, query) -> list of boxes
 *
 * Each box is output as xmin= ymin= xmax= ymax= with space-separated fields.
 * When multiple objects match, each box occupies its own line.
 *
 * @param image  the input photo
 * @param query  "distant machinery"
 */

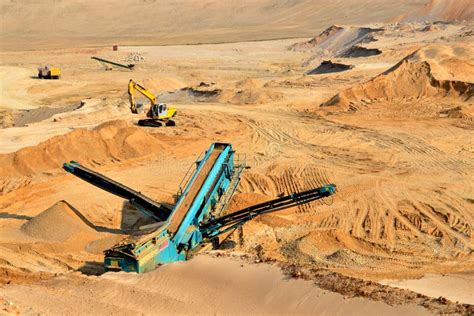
xmin=37 ymin=65 xmax=60 ymax=79
xmin=91 ymin=56 xmax=135 ymax=71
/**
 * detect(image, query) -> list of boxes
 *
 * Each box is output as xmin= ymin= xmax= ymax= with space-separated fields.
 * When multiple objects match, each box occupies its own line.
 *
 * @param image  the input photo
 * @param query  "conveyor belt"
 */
xmin=91 ymin=56 xmax=134 ymax=70
xmin=63 ymin=161 xmax=171 ymax=221
xmin=167 ymin=145 xmax=225 ymax=234
xmin=201 ymin=184 xmax=336 ymax=238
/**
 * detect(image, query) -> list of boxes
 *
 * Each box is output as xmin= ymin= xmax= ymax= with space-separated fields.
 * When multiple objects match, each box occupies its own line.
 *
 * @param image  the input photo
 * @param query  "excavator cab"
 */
xmin=151 ymin=103 xmax=168 ymax=118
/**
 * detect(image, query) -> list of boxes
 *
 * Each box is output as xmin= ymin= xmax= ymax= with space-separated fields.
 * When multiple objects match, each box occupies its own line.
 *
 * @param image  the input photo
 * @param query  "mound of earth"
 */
xmin=290 ymin=25 xmax=343 ymax=51
xmin=307 ymin=60 xmax=354 ymax=75
xmin=321 ymin=44 xmax=474 ymax=109
xmin=235 ymin=78 xmax=262 ymax=90
xmin=0 ymin=120 xmax=171 ymax=178
xmin=21 ymin=201 xmax=96 ymax=243
xmin=337 ymin=45 xmax=382 ymax=58
xmin=141 ymin=78 xmax=186 ymax=94
xmin=222 ymin=89 xmax=283 ymax=105
xmin=290 ymin=25 xmax=382 ymax=56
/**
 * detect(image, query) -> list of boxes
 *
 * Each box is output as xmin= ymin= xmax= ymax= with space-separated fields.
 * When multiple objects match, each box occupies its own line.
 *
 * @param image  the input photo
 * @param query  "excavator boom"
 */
xmin=128 ymin=79 xmax=156 ymax=114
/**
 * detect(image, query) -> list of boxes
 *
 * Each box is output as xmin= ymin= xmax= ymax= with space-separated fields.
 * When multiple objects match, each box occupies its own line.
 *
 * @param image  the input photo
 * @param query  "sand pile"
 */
xmin=322 ymin=44 xmax=474 ymax=109
xmin=226 ymin=79 xmax=281 ymax=104
xmin=290 ymin=25 xmax=343 ymax=51
xmin=235 ymin=78 xmax=262 ymax=90
xmin=0 ymin=120 xmax=171 ymax=178
xmin=21 ymin=201 xmax=96 ymax=242
xmin=140 ymin=78 xmax=185 ymax=94
xmin=290 ymin=25 xmax=382 ymax=56
xmin=307 ymin=60 xmax=354 ymax=75
xmin=223 ymin=89 xmax=283 ymax=105
xmin=211 ymin=79 xmax=282 ymax=104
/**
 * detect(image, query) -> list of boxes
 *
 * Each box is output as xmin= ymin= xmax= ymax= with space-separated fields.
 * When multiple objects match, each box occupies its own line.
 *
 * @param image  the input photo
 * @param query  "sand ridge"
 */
xmin=0 ymin=0 xmax=428 ymax=51
xmin=321 ymin=43 xmax=474 ymax=110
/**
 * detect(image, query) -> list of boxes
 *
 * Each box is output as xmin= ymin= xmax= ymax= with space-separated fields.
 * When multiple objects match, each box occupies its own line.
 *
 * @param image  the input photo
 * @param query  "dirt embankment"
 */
xmin=0 ymin=120 xmax=171 ymax=179
xmin=176 ymin=79 xmax=284 ymax=105
xmin=0 ymin=120 xmax=174 ymax=193
xmin=290 ymin=25 xmax=382 ymax=57
xmin=290 ymin=25 xmax=344 ymax=51
xmin=322 ymin=44 xmax=474 ymax=111
xmin=280 ymin=262 xmax=474 ymax=314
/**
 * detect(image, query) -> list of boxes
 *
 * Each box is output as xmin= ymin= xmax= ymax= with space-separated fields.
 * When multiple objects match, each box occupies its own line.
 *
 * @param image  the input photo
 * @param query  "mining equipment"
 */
xmin=37 ymin=65 xmax=60 ymax=79
xmin=63 ymin=143 xmax=336 ymax=273
xmin=91 ymin=56 xmax=135 ymax=71
xmin=128 ymin=79 xmax=177 ymax=127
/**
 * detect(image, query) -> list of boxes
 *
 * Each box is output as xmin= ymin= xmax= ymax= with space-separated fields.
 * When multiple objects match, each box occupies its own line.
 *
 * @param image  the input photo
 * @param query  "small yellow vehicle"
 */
xmin=128 ymin=79 xmax=177 ymax=127
xmin=38 ymin=65 xmax=61 ymax=79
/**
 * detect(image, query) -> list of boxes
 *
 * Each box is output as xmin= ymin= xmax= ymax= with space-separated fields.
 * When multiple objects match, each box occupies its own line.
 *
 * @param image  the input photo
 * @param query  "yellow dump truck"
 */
xmin=37 ymin=65 xmax=61 ymax=79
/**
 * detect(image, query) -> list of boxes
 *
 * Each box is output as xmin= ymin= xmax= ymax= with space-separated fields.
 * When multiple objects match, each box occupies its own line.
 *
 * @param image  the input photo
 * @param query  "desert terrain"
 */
xmin=0 ymin=0 xmax=473 ymax=314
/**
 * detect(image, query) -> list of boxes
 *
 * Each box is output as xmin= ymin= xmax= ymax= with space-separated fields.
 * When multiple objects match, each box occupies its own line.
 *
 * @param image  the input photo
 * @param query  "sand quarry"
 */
xmin=0 ymin=0 xmax=473 ymax=314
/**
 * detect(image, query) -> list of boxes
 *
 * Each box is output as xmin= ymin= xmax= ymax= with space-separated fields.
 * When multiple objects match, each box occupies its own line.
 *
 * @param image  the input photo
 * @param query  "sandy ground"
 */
xmin=1 ymin=0 xmax=473 ymax=314
xmin=381 ymin=272 xmax=474 ymax=305
xmin=1 ymin=255 xmax=430 ymax=315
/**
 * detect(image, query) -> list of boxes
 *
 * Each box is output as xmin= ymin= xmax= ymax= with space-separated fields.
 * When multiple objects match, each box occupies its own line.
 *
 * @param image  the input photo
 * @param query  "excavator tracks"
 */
xmin=138 ymin=119 xmax=176 ymax=127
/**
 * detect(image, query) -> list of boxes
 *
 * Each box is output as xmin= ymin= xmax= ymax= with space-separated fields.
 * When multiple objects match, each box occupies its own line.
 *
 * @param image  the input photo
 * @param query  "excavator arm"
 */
xmin=128 ymin=79 xmax=157 ymax=114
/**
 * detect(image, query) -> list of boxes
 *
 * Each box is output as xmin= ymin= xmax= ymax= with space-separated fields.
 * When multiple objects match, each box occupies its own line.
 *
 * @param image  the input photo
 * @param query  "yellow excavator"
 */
xmin=128 ymin=79 xmax=177 ymax=127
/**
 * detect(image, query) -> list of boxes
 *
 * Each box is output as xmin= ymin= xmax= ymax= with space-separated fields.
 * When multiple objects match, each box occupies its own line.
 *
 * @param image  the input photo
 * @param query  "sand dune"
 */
xmin=291 ymin=25 xmax=382 ymax=56
xmin=322 ymin=44 xmax=474 ymax=110
xmin=0 ymin=0 xmax=426 ymax=50
xmin=397 ymin=0 xmax=474 ymax=22
xmin=0 ymin=120 xmax=171 ymax=179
